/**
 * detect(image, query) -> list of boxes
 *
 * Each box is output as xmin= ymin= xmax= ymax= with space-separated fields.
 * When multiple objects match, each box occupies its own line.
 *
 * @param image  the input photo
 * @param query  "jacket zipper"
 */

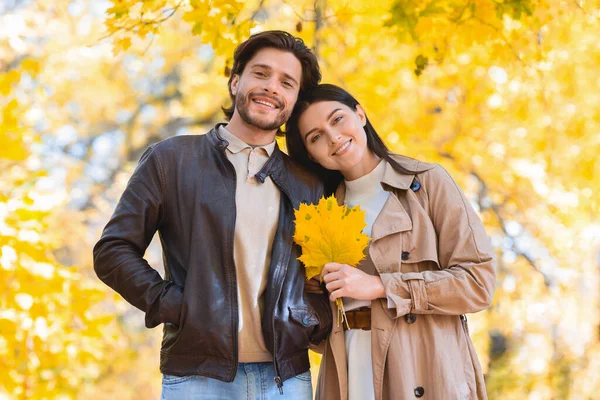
xmin=270 ymin=180 xmax=295 ymax=395
xmin=221 ymin=149 xmax=239 ymax=382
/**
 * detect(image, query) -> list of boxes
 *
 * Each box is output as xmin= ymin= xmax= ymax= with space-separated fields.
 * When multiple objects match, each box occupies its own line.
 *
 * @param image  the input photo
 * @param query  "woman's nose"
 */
xmin=329 ymin=131 xmax=342 ymax=144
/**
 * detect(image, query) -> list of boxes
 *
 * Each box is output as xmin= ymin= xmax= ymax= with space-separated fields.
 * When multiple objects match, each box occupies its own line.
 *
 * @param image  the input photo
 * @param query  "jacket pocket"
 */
xmin=161 ymin=282 xmax=187 ymax=352
xmin=287 ymin=305 xmax=320 ymax=350
xmin=289 ymin=306 xmax=319 ymax=327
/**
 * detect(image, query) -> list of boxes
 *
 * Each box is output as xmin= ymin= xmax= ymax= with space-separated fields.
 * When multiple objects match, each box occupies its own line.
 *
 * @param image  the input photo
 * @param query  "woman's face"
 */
xmin=297 ymin=100 xmax=376 ymax=180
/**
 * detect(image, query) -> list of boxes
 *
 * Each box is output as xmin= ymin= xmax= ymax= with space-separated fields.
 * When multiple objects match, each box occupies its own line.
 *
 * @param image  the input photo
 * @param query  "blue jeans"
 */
xmin=161 ymin=362 xmax=313 ymax=400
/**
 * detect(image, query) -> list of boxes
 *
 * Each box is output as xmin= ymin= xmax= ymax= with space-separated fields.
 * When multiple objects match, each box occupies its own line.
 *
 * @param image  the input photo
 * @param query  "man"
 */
xmin=93 ymin=30 xmax=332 ymax=399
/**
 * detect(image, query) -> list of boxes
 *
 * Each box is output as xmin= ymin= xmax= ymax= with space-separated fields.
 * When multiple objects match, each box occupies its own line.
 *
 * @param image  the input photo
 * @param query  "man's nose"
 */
xmin=263 ymin=78 xmax=279 ymax=94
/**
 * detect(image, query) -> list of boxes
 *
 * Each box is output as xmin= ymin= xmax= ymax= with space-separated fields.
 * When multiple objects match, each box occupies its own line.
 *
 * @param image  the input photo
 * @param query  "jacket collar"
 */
xmin=208 ymin=123 xmax=285 ymax=185
xmin=380 ymin=155 xmax=436 ymax=190
xmin=217 ymin=125 xmax=276 ymax=156
xmin=334 ymin=155 xmax=436 ymax=203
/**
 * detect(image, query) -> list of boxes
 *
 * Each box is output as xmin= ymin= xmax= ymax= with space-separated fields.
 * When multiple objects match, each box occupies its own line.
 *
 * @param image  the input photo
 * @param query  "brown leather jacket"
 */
xmin=93 ymin=124 xmax=332 ymax=391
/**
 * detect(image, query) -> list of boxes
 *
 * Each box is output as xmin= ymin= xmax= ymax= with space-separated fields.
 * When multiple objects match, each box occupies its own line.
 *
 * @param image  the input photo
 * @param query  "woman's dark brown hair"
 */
xmin=286 ymin=84 xmax=413 ymax=194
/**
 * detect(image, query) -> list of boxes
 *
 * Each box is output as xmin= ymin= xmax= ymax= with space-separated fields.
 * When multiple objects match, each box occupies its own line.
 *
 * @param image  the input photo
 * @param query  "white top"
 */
xmin=344 ymin=160 xmax=389 ymax=238
xmin=220 ymin=125 xmax=279 ymax=362
xmin=343 ymin=160 xmax=390 ymax=311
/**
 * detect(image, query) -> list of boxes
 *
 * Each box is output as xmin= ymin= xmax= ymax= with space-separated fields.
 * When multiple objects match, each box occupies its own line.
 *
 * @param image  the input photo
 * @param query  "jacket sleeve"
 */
xmin=93 ymin=146 xmax=183 ymax=329
xmin=305 ymin=180 xmax=333 ymax=346
xmin=379 ymin=165 xmax=496 ymax=318
xmin=305 ymin=292 xmax=333 ymax=346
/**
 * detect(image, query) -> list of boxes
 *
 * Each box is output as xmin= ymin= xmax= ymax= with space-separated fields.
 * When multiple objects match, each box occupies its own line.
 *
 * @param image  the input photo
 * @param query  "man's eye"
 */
xmin=255 ymin=72 xmax=266 ymax=77
xmin=332 ymin=116 xmax=343 ymax=124
xmin=282 ymin=81 xmax=293 ymax=88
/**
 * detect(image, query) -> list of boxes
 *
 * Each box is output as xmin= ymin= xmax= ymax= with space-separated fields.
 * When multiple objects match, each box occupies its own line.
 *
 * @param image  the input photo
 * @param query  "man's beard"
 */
xmin=235 ymin=92 xmax=290 ymax=131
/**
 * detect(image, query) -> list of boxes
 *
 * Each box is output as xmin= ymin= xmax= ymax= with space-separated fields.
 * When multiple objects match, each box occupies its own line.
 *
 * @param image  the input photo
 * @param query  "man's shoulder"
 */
xmin=279 ymin=151 xmax=324 ymax=201
xmin=280 ymin=152 xmax=320 ymax=183
xmin=144 ymin=133 xmax=214 ymax=163
xmin=151 ymin=134 xmax=207 ymax=152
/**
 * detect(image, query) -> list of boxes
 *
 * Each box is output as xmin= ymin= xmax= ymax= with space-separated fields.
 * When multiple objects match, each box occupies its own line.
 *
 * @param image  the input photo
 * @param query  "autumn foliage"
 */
xmin=1 ymin=1 xmax=599 ymax=399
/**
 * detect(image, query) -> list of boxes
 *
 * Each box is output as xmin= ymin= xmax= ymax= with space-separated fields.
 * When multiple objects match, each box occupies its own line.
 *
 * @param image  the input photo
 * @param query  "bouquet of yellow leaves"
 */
xmin=293 ymin=195 xmax=370 ymax=328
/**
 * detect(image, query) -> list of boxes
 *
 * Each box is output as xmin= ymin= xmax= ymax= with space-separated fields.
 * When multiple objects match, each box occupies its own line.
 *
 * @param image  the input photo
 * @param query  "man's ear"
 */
xmin=355 ymin=104 xmax=367 ymax=127
xmin=230 ymin=75 xmax=239 ymax=96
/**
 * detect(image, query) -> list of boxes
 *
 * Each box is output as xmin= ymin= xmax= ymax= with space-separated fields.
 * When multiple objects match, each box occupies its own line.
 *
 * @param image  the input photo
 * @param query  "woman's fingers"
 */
xmin=321 ymin=262 xmax=344 ymax=277
xmin=329 ymin=288 xmax=344 ymax=302
xmin=325 ymin=279 xmax=344 ymax=292
xmin=322 ymin=271 xmax=342 ymax=284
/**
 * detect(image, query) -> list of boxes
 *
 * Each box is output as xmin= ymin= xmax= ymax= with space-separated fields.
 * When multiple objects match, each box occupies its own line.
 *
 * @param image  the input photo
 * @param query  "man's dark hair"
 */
xmin=286 ymin=84 xmax=414 ymax=195
xmin=222 ymin=30 xmax=321 ymax=121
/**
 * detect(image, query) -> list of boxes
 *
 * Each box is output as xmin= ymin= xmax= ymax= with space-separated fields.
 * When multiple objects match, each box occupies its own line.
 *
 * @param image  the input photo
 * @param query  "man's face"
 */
xmin=230 ymin=48 xmax=303 ymax=131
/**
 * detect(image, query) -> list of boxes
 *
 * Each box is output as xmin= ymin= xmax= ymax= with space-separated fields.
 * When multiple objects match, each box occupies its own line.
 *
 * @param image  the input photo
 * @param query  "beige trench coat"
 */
xmin=315 ymin=155 xmax=496 ymax=400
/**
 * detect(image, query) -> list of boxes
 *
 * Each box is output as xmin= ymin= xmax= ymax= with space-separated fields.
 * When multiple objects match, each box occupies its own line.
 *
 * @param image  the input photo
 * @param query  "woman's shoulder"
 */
xmin=388 ymin=153 xmax=439 ymax=175
xmin=388 ymin=154 xmax=463 ymax=194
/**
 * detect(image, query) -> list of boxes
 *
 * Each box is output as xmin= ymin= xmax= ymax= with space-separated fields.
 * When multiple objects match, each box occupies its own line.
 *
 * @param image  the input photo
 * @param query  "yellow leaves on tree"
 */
xmin=105 ymin=0 xmax=257 ymax=58
xmin=0 ymin=192 xmax=123 ymax=398
xmin=293 ymin=195 xmax=370 ymax=280
xmin=0 ymin=100 xmax=28 ymax=162
xmin=4 ymin=0 xmax=600 ymax=397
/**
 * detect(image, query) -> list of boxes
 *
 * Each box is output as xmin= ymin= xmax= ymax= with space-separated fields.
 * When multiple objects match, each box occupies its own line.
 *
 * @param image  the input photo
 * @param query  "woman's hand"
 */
xmin=321 ymin=262 xmax=386 ymax=302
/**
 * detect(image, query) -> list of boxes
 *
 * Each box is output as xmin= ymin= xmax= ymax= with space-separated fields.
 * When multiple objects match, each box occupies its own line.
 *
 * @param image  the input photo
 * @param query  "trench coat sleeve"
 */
xmin=379 ymin=165 xmax=496 ymax=318
xmin=93 ymin=146 xmax=183 ymax=329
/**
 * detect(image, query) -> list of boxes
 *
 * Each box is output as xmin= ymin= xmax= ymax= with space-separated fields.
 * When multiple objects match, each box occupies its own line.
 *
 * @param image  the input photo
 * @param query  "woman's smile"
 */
xmin=332 ymin=139 xmax=352 ymax=156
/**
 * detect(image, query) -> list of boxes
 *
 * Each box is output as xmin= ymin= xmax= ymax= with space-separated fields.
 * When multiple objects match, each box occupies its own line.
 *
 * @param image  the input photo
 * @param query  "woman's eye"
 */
xmin=310 ymin=133 xmax=321 ymax=143
xmin=332 ymin=116 xmax=343 ymax=124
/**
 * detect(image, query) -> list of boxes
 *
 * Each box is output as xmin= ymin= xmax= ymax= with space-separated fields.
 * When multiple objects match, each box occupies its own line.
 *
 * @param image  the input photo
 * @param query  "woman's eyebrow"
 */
xmin=303 ymin=108 xmax=342 ymax=140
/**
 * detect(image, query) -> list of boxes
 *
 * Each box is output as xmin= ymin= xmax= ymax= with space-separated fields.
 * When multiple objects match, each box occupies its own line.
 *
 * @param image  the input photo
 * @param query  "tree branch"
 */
xmin=76 ymin=112 xmax=219 ymax=213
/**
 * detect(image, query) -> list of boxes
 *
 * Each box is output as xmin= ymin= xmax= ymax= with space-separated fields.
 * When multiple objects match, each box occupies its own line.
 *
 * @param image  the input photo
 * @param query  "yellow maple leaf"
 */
xmin=293 ymin=195 xmax=370 ymax=327
xmin=293 ymin=195 xmax=370 ymax=280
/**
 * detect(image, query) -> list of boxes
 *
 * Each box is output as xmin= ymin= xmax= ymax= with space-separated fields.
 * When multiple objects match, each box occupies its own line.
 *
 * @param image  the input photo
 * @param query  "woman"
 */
xmin=286 ymin=84 xmax=496 ymax=400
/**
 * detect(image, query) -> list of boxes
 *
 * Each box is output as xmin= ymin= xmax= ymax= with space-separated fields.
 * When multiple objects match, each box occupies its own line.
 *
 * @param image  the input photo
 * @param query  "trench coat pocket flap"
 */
xmin=289 ymin=306 xmax=319 ymax=327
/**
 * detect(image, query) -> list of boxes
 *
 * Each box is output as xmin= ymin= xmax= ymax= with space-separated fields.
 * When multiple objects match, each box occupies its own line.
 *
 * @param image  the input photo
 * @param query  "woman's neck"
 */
xmin=342 ymin=152 xmax=381 ymax=181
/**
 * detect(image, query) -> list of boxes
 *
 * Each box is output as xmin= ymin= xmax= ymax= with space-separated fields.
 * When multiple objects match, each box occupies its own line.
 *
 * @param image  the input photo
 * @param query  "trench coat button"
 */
xmin=405 ymin=313 xmax=417 ymax=324
xmin=414 ymin=386 xmax=425 ymax=397
xmin=401 ymin=251 xmax=410 ymax=261
xmin=410 ymin=181 xmax=421 ymax=192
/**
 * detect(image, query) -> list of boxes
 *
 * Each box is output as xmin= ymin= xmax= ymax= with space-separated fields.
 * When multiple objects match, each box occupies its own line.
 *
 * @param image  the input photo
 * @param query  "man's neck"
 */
xmin=224 ymin=116 xmax=277 ymax=147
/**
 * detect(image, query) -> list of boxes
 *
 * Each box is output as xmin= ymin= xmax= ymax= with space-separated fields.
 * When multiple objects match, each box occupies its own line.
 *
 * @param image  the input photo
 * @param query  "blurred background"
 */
xmin=1 ymin=0 xmax=599 ymax=399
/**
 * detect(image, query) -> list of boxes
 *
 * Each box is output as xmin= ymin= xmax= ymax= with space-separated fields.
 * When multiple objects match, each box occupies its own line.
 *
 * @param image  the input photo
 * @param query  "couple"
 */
xmin=93 ymin=30 xmax=496 ymax=400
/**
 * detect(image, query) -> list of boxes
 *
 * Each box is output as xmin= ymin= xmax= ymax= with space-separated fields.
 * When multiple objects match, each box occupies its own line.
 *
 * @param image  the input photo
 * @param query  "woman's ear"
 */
xmin=355 ymin=104 xmax=367 ymax=127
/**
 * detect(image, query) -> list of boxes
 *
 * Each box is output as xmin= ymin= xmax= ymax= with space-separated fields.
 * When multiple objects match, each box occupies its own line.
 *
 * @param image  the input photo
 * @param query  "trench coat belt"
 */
xmin=343 ymin=306 xmax=371 ymax=330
